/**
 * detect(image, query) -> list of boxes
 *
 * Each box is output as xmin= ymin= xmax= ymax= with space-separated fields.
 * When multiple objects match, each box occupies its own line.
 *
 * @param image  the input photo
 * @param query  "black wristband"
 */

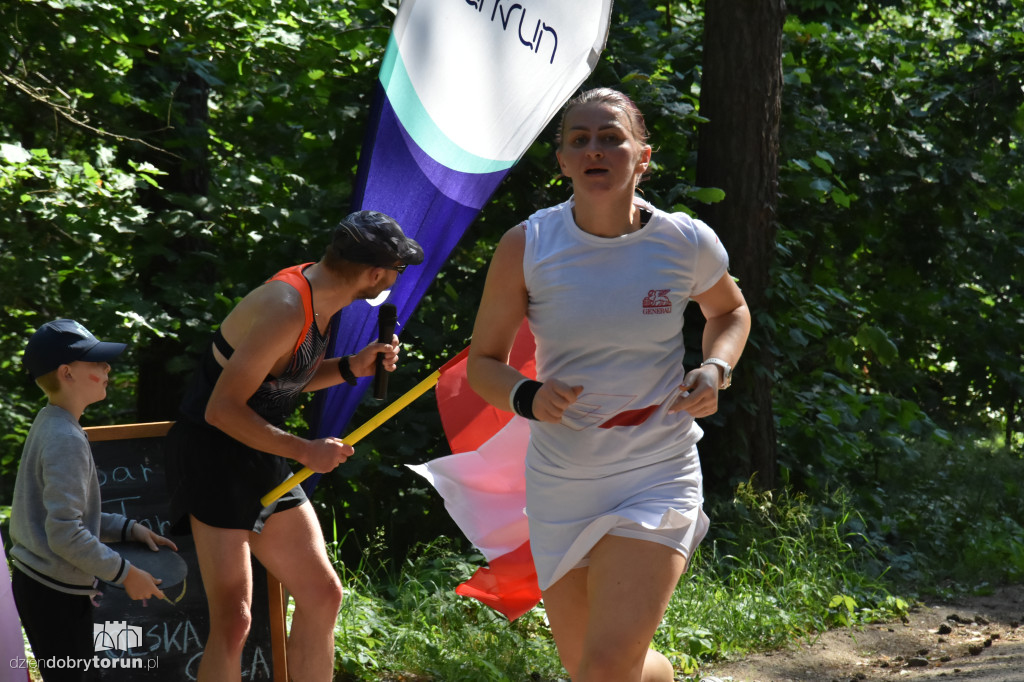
xmin=511 ymin=380 xmax=543 ymax=420
xmin=337 ymin=355 xmax=358 ymax=386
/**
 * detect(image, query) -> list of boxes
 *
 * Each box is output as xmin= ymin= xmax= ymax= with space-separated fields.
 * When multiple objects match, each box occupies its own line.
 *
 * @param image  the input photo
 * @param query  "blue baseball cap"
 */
xmin=329 ymin=210 xmax=424 ymax=268
xmin=24 ymin=319 xmax=126 ymax=379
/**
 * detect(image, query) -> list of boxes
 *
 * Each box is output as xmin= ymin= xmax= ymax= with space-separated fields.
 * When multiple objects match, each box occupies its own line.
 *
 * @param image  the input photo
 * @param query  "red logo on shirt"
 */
xmin=642 ymin=289 xmax=671 ymax=315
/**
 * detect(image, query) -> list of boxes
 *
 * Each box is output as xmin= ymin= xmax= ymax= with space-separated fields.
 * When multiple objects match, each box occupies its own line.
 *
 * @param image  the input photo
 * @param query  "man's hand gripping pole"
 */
xmin=260 ymin=369 xmax=442 ymax=507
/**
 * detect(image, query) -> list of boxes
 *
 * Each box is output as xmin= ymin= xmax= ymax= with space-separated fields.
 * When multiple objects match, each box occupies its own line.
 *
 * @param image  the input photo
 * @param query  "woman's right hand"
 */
xmin=533 ymin=379 xmax=584 ymax=423
xmin=300 ymin=437 xmax=354 ymax=473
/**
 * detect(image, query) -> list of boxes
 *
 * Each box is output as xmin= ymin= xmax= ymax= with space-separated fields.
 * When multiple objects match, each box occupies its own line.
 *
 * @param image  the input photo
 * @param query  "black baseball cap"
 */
xmin=24 ymin=319 xmax=126 ymax=379
xmin=329 ymin=210 xmax=424 ymax=268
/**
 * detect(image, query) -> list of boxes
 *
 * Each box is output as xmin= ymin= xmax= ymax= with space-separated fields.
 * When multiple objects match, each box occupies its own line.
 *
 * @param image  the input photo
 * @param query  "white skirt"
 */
xmin=525 ymin=444 xmax=709 ymax=591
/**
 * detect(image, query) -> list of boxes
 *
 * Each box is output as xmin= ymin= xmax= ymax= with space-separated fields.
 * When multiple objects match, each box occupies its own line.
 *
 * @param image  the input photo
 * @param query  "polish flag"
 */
xmin=408 ymin=322 xmax=541 ymax=621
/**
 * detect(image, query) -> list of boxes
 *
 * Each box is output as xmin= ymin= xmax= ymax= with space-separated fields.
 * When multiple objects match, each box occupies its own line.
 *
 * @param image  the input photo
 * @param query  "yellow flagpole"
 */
xmin=260 ymin=369 xmax=442 ymax=507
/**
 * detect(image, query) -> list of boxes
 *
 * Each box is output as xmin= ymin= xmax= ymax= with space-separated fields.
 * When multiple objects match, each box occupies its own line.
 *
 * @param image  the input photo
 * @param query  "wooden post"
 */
xmin=267 ymin=573 xmax=289 ymax=682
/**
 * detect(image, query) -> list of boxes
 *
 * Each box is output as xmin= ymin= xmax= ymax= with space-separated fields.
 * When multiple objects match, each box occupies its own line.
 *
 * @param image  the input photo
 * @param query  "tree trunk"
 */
xmin=694 ymin=0 xmax=785 ymax=490
xmin=135 ymin=68 xmax=211 ymax=422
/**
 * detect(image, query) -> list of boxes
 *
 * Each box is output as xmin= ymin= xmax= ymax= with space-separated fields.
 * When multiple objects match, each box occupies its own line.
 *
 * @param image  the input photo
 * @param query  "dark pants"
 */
xmin=11 ymin=567 xmax=96 ymax=682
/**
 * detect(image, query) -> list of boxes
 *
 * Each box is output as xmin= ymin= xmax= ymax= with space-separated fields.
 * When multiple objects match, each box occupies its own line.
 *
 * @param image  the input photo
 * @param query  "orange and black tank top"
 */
xmin=178 ymin=263 xmax=332 ymax=428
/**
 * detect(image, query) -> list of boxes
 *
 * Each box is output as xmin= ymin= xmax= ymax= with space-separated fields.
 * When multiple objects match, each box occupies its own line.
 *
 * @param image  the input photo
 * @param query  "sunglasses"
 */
xmin=381 ymin=263 xmax=407 ymax=273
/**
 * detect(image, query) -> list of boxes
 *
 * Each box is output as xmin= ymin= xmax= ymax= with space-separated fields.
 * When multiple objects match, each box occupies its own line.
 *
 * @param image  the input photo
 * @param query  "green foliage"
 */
xmin=0 ymin=0 xmax=390 ymax=495
xmin=772 ymin=2 xmax=1024 ymax=496
xmin=327 ymin=538 xmax=562 ymax=681
xmin=3 ymin=0 xmax=1024 ymax=676
xmin=859 ymin=436 xmax=1024 ymax=589
xmin=660 ymin=482 xmax=909 ymax=675
xmin=318 ymin=483 xmax=913 ymax=680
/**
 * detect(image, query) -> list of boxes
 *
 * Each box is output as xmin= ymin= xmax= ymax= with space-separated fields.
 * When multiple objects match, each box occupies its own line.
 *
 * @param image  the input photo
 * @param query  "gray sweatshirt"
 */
xmin=10 ymin=404 xmax=135 ymax=595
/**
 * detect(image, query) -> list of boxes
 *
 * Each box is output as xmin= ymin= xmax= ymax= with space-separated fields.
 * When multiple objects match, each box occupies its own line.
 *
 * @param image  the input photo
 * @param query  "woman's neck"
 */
xmin=571 ymin=193 xmax=641 ymax=238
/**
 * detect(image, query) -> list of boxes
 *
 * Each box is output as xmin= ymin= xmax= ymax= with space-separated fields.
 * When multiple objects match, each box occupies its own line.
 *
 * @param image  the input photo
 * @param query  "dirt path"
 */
xmin=699 ymin=584 xmax=1024 ymax=682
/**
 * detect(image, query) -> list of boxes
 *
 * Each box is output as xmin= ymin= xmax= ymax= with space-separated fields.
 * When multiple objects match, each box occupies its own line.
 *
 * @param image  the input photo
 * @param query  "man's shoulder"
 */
xmin=232 ymin=280 xmax=308 ymax=328
xmin=220 ymin=281 xmax=309 ymax=360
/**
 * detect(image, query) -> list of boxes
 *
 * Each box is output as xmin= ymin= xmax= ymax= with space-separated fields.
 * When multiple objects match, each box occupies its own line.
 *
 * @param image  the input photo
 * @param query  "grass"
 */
xmin=323 ymin=438 xmax=1024 ymax=680
xmin=12 ymin=439 xmax=1021 ymax=681
xmin=657 ymin=484 xmax=910 ymax=677
xmin=861 ymin=436 xmax=1024 ymax=593
xmin=325 ymin=484 xmax=915 ymax=681
xmin=326 ymin=537 xmax=563 ymax=681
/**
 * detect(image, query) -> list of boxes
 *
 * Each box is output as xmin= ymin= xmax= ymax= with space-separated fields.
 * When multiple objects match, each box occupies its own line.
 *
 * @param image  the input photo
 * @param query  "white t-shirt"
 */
xmin=522 ymin=196 xmax=729 ymax=477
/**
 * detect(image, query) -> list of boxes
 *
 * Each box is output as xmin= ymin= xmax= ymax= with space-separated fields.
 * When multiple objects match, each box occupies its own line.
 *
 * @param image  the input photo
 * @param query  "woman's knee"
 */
xmin=641 ymin=648 xmax=675 ymax=682
xmin=575 ymin=645 xmax=673 ymax=682
xmin=576 ymin=650 xmax=641 ymax=682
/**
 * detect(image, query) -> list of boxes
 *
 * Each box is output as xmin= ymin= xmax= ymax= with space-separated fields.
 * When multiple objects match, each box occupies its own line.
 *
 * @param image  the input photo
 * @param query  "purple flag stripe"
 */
xmin=311 ymin=84 xmax=512 ymax=452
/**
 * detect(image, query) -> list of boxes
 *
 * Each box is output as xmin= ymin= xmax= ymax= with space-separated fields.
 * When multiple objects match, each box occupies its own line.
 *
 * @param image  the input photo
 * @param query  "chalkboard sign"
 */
xmin=85 ymin=422 xmax=286 ymax=682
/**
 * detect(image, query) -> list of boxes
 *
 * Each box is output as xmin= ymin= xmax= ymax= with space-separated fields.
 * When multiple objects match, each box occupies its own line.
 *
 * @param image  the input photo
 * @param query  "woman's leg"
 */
xmin=250 ymin=503 xmax=342 ymax=682
xmin=190 ymin=516 xmax=254 ymax=682
xmin=541 ymin=565 xmax=590 ymax=678
xmin=543 ymin=535 xmax=687 ymax=682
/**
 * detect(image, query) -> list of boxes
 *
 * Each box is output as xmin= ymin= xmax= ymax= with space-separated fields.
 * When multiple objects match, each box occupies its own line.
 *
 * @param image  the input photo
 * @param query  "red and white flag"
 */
xmin=408 ymin=322 xmax=540 ymax=621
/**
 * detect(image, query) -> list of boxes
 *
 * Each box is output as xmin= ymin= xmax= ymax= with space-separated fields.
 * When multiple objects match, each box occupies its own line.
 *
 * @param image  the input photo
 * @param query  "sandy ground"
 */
xmin=698 ymin=584 xmax=1024 ymax=682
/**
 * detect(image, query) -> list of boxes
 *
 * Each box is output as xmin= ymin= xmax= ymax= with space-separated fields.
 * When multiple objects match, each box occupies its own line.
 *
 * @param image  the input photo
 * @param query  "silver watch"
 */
xmin=701 ymin=357 xmax=733 ymax=389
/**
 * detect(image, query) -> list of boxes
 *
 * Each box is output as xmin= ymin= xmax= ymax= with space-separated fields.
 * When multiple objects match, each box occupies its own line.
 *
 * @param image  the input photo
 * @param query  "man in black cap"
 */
xmin=11 ymin=319 xmax=177 ymax=682
xmin=165 ymin=210 xmax=423 ymax=682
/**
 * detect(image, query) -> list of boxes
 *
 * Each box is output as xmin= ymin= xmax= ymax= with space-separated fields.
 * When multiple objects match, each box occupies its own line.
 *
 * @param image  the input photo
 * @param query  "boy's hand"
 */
xmin=123 ymin=565 xmax=166 ymax=602
xmin=130 ymin=522 xmax=179 ymax=552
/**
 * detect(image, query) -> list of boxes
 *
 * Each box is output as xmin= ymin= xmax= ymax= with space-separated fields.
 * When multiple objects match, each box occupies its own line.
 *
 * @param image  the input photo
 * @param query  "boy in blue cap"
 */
xmin=9 ymin=319 xmax=177 ymax=681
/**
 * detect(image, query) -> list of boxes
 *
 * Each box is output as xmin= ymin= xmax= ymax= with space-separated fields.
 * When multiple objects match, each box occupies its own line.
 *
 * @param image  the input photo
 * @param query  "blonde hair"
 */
xmin=35 ymin=370 xmax=62 ymax=396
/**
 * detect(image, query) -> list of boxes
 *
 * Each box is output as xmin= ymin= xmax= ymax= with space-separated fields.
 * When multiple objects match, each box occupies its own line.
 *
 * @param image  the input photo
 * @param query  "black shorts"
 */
xmin=164 ymin=419 xmax=307 ymax=534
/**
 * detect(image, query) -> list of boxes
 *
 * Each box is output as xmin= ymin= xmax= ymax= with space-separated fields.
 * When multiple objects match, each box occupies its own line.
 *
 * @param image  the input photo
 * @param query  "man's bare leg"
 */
xmin=252 ymin=503 xmax=343 ymax=682
xmin=191 ymin=516 xmax=254 ymax=682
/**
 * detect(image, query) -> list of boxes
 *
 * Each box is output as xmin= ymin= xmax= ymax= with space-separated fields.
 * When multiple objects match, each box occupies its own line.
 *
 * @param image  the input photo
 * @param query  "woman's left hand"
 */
xmin=667 ymin=364 xmax=721 ymax=417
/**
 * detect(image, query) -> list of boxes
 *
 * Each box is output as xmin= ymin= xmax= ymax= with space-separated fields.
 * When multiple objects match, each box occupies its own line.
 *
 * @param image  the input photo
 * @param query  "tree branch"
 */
xmin=0 ymin=70 xmax=184 ymax=160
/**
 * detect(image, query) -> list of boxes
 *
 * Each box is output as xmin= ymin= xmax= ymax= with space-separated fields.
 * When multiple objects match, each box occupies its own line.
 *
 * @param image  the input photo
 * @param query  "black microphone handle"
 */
xmin=373 ymin=304 xmax=398 ymax=400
